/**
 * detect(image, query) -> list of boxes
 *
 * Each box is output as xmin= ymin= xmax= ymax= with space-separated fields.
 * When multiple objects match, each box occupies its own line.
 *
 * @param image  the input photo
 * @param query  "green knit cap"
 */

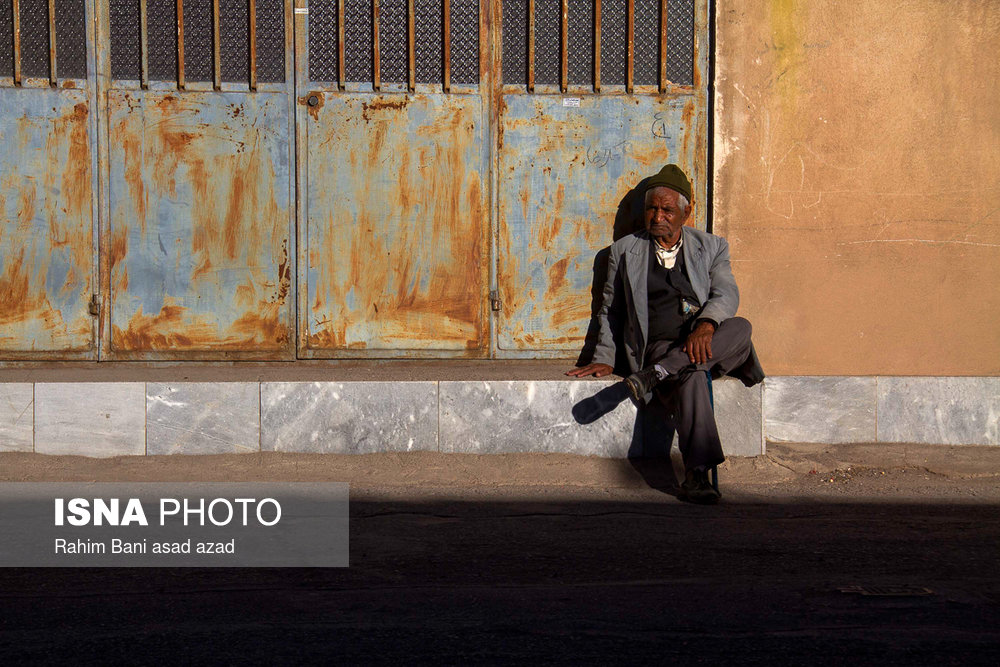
xmin=644 ymin=164 xmax=692 ymax=201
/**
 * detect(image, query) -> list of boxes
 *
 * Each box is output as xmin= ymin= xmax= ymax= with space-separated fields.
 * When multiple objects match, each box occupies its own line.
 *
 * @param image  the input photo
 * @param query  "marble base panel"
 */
xmin=439 ymin=380 xmax=639 ymax=457
xmin=147 ymin=383 xmax=260 ymax=455
xmin=0 ymin=383 xmax=33 ymax=452
xmin=877 ymin=377 xmax=1000 ymax=445
xmin=12 ymin=374 xmax=1000 ymax=458
xmin=714 ymin=379 xmax=764 ymax=457
xmin=34 ymin=383 xmax=146 ymax=457
xmin=764 ymin=377 xmax=876 ymax=444
xmin=261 ymin=382 xmax=438 ymax=453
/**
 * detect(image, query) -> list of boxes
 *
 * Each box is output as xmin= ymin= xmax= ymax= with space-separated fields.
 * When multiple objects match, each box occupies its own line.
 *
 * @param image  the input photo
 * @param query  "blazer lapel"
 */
xmin=626 ymin=233 xmax=650 ymax=346
xmin=681 ymin=227 xmax=708 ymax=305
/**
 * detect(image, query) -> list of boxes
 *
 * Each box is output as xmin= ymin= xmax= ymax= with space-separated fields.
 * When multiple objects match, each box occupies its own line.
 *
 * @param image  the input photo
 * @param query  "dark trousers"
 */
xmin=644 ymin=317 xmax=754 ymax=471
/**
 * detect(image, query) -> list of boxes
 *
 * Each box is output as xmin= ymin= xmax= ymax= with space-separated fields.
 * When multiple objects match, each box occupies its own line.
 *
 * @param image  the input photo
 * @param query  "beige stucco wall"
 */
xmin=713 ymin=0 xmax=1000 ymax=375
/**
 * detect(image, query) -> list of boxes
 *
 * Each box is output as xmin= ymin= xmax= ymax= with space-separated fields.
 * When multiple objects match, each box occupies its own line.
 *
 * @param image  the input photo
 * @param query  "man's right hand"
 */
xmin=565 ymin=363 xmax=614 ymax=378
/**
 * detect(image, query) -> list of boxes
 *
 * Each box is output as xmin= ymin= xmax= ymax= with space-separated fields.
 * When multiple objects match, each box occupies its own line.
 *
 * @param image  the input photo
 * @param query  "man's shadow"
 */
xmin=570 ymin=177 xmax=683 ymax=495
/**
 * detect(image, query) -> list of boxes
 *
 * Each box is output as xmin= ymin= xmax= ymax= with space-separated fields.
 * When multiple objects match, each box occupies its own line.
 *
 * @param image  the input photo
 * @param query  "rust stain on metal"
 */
xmin=305 ymin=95 xmax=487 ymax=352
xmin=0 ymin=91 xmax=94 ymax=354
xmin=300 ymin=92 xmax=325 ymax=120
xmin=496 ymin=93 xmax=704 ymax=351
xmin=107 ymin=91 xmax=292 ymax=355
xmin=360 ymin=97 xmax=409 ymax=122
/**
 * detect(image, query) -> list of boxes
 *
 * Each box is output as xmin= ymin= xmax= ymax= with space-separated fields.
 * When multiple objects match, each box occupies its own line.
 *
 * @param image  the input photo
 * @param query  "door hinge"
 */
xmin=88 ymin=294 xmax=100 ymax=316
xmin=489 ymin=290 xmax=501 ymax=312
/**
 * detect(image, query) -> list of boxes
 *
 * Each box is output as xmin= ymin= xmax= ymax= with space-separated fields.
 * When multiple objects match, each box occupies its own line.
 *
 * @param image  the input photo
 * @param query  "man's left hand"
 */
xmin=684 ymin=320 xmax=716 ymax=365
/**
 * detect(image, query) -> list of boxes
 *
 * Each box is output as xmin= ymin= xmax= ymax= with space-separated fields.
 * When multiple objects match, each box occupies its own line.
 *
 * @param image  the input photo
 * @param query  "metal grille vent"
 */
xmin=20 ymin=0 xmax=51 ymax=78
xmin=55 ymin=0 xmax=88 ymax=79
xmin=665 ymin=0 xmax=693 ymax=85
xmin=308 ymin=0 xmax=339 ymax=81
xmin=567 ymin=2 xmax=593 ymax=86
xmin=634 ymin=0 xmax=659 ymax=85
xmin=182 ymin=0 xmax=213 ymax=81
xmin=343 ymin=0 xmax=373 ymax=83
xmin=600 ymin=0 xmax=627 ymax=87
xmin=533 ymin=0 xmax=558 ymax=85
xmin=380 ymin=0 xmax=407 ymax=84
xmin=501 ymin=0 xmax=526 ymax=86
xmin=220 ymin=0 xmax=249 ymax=82
xmin=415 ymin=0 xmax=442 ymax=84
xmin=255 ymin=0 xmax=285 ymax=82
xmin=110 ymin=0 xmax=140 ymax=80
xmin=450 ymin=0 xmax=478 ymax=84
xmin=1 ymin=2 xmax=11 ymax=78
xmin=147 ymin=0 xmax=178 ymax=81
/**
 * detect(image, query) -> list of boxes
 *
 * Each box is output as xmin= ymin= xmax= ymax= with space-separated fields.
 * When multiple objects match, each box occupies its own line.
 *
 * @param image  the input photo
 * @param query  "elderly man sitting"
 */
xmin=567 ymin=164 xmax=764 ymax=504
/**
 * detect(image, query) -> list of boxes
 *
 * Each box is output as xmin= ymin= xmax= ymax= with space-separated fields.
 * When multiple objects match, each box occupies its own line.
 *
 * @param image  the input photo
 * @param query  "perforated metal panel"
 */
xmin=380 ymin=0 xmax=407 ymax=84
xmin=20 ymin=0 xmax=51 ymax=78
xmin=255 ymin=0 xmax=285 ymax=82
xmin=182 ymin=0 xmax=213 ymax=82
xmin=308 ymin=0 xmax=339 ymax=81
xmin=415 ymin=0 xmax=442 ymax=84
xmin=449 ymin=0 xmax=478 ymax=84
xmin=419 ymin=0 xmax=443 ymax=85
xmin=1 ymin=1 xmax=13 ymax=79
xmin=666 ymin=0 xmax=693 ymax=85
xmin=54 ymin=0 xmax=87 ymax=79
xmin=147 ymin=0 xmax=178 ymax=81
xmin=534 ymin=0 xmax=558 ymax=85
xmin=220 ymin=0 xmax=249 ymax=82
xmin=344 ymin=0 xmax=373 ymax=83
xmin=634 ymin=0 xmax=659 ymax=85
xmin=501 ymin=0 xmax=526 ymax=86
xmin=600 ymin=0 xmax=626 ymax=87
xmin=567 ymin=2 xmax=592 ymax=86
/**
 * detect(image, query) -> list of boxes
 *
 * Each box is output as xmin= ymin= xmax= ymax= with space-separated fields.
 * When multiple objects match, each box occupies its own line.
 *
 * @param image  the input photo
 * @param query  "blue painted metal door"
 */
xmin=0 ymin=0 xmax=98 ymax=359
xmin=99 ymin=0 xmax=296 ymax=359
xmin=494 ymin=0 xmax=709 ymax=357
xmin=296 ymin=1 xmax=490 ymax=358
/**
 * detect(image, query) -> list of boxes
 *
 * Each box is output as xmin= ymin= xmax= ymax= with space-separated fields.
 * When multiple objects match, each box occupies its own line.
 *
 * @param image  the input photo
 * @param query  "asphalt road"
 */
xmin=2 ymin=444 xmax=999 ymax=665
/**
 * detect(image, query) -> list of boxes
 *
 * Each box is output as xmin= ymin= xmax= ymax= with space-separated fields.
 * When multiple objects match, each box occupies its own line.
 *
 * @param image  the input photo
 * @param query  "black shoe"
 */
xmin=624 ymin=367 xmax=661 ymax=401
xmin=681 ymin=469 xmax=721 ymax=505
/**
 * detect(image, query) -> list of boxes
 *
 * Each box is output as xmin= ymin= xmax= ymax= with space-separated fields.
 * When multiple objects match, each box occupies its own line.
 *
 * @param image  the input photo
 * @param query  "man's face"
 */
xmin=644 ymin=187 xmax=691 ymax=246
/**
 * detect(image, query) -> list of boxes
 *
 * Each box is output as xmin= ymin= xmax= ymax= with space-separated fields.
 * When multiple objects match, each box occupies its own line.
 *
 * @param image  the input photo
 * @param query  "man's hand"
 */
xmin=565 ymin=363 xmax=614 ymax=378
xmin=683 ymin=320 xmax=716 ymax=365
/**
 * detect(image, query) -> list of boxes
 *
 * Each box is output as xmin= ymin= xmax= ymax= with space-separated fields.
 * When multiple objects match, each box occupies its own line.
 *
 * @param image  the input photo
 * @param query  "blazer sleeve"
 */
xmin=698 ymin=236 xmax=740 ymax=325
xmin=591 ymin=245 xmax=622 ymax=367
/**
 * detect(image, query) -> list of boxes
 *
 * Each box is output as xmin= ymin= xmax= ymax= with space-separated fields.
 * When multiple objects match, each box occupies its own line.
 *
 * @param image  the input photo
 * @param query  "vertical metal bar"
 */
xmin=659 ymin=0 xmax=667 ymax=91
xmin=140 ymin=0 xmax=149 ymax=88
xmin=212 ymin=0 xmax=221 ymax=90
xmin=478 ymin=0 xmax=486 ymax=84
xmin=337 ymin=0 xmax=345 ymax=89
xmin=47 ymin=0 xmax=56 ymax=84
xmin=527 ymin=0 xmax=534 ymax=92
xmin=407 ymin=0 xmax=415 ymax=91
xmin=626 ymin=0 xmax=633 ymax=93
xmin=373 ymin=0 xmax=380 ymax=90
xmin=12 ymin=0 xmax=20 ymax=85
xmin=249 ymin=0 xmax=257 ymax=90
xmin=177 ymin=0 xmax=186 ymax=89
xmin=442 ymin=0 xmax=450 ymax=92
xmin=559 ymin=0 xmax=567 ymax=92
xmin=594 ymin=0 xmax=601 ymax=92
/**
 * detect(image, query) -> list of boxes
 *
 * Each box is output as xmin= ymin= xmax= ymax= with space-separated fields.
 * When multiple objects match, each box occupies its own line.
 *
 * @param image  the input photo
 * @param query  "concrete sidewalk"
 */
xmin=2 ymin=442 xmax=1000 ymax=664
xmin=3 ymin=441 xmax=1000 ymax=502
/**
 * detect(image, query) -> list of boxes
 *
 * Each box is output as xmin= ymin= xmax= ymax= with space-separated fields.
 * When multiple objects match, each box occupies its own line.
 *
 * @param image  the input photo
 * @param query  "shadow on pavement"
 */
xmin=2 ymin=497 xmax=999 ymax=664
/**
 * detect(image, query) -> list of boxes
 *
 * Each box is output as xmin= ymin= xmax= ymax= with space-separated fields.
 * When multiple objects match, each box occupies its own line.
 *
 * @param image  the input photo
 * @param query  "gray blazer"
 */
xmin=592 ymin=227 xmax=763 ymax=386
